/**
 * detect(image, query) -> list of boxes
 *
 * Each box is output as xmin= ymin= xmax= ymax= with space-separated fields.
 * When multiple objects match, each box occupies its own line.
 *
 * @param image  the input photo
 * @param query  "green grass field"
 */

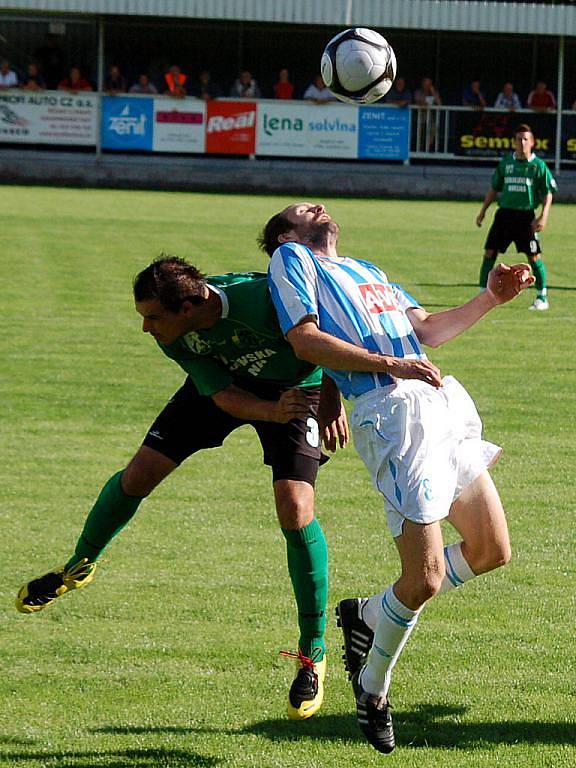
xmin=1 ymin=187 xmax=574 ymax=768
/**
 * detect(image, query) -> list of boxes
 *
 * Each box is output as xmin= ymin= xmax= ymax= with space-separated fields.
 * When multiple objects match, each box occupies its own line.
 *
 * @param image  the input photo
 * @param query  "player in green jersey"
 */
xmin=476 ymin=123 xmax=557 ymax=310
xmin=16 ymin=256 xmax=349 ymax=721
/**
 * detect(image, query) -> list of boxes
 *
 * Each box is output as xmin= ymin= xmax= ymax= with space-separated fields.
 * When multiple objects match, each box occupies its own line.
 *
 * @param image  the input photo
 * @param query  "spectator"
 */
xmin=303 ymin=74 xmax=335 ymax=103
xmin=190 ymin=70 xmax=221 ymax=101
xmin=105 ymin=64 xmax=127 ymax=95
xmin=230 ymin=70 xmax=261 ymax=99
xmin=414 ymin=76 xmax=442 ymax=108
xmin=0 ymin=60 xmax=18 ymax=89
xmin=414 ymin=77 xmax=442 ymax=151
xmin=572 ymin=98 xmax=576 ymax=110
xmin=20 ymin=62 xmax=45 ymax=91
xmin=494 ymin=82 xmax=522 ymax=111
xmin=58 ymin=67 xmax=93 ymax=93
xmin=163 ymin=65 xmax=188 ymax=98
xmin=274 ymin=68 xmax=294 ymax=100
xmin=129 ymin=73 xmax=158 ymax=95
xmin=34 ymin=33 xmax=65 ymax=89
xmin=527 ymin=81 xmax=556 ymax=111
xmin=462 ymin=78 xmax=487 ymax=109
xmin=385 ymin=76 xmax=412 ymax=107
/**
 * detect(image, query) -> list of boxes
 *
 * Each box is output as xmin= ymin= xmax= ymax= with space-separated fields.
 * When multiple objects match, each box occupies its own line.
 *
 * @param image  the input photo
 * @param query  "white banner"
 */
xmin=0 ymin=90 xmax=97 ymax=145
xmin=256 ymin=101 xmax=358 ymax=158
xmin=152 ymin=97 xmax=206 ymax=153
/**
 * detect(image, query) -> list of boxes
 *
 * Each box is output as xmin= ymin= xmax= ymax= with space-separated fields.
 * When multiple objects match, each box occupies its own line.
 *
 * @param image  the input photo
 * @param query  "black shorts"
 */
xmin=484 ymin=208 xmax=541 ymax=257
xmin=142 ymin=377 xmax=328 ymax=486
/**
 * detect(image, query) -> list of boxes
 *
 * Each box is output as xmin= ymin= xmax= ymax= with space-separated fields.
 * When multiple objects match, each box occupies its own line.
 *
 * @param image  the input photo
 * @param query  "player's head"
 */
xmin=133 ymin=256 xmax=212 ymax=344
xmin=513 ymin=124 xmax=535 ymax=158
xmin=258 ymin=202 xmax=339 ymax=256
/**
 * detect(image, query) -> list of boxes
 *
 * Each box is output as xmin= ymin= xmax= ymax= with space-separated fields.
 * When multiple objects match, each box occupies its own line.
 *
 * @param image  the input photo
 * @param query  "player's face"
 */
xmin=514 ymin=131 xmax=535 ymax=158
xmin=281 ymin=202 xmax=339 ymax=246
xmin=136 ymin=298 xmax=200 ymax=345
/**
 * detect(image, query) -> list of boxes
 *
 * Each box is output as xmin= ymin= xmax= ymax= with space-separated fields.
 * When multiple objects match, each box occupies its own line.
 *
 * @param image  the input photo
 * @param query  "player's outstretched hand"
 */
xmin=387 ymin=358 xmax=442 ymax=388
xmin=487 ymin=263 xmax=535 ymax=305
xmin=475 ymin=210 xmax=485 ymax=227
xmin=274 ymin=388 xmax=310 ymax=423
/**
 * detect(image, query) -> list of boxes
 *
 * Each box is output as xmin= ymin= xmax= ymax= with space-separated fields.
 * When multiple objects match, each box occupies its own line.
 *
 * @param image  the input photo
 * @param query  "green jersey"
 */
xmin=492 ymin=153 xmax=557 ymax=210
xmin=159 ymin=272 xmax=322 ymax=396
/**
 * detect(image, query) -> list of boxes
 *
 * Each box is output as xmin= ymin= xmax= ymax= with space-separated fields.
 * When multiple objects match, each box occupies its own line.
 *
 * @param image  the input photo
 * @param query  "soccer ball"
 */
xmin=321 ymin=28 xmax=397 ymax=105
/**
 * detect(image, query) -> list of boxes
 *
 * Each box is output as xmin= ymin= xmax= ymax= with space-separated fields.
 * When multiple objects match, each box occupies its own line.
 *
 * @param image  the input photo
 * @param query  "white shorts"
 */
xmin=350 ymin=375 xmax=501 ymax=538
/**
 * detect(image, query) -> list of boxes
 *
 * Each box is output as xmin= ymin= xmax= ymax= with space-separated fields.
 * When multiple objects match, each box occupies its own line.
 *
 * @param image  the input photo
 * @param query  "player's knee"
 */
xmin=122 ymin=449 xmax=175 ymax=497
xmin=402 ymin=570 xmax=444 ymax=607
xmin=276 ymin=496 xmax=314 ymax=530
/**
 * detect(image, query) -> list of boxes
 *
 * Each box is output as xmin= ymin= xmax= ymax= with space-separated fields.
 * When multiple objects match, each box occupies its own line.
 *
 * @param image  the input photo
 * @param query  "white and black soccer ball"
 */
xmin=321 ymin=28 xmax=397 ymax=105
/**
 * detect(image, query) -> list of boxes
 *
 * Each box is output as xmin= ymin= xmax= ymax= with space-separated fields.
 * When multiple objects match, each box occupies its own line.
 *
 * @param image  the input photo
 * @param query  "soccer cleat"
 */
xmin=16 ymin=558 xmax=97 ymax=614
xmin=352 ymin=668 xmax=395 ymax=754
xmin=336 ymin=598 xmax=374 ymax=679
xmin=529 ymin=297 xmax=549 ymax=311
xmin=281 ymin=649 xmax=326 ymax=720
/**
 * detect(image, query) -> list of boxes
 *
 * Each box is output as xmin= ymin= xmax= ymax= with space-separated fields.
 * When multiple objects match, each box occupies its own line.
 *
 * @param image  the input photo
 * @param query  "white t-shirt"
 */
xmin=0 ymin=70 xmax=18 ymax=88
xmin=303 ymin=84 xmax=335 ymax=101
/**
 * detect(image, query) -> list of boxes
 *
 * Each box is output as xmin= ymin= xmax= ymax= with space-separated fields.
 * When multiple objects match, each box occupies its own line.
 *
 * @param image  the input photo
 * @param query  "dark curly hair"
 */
xmin=257 ymin=211 xmax=294 ymax=257
xmin=133 ymin=255 xmax=207 ymax=312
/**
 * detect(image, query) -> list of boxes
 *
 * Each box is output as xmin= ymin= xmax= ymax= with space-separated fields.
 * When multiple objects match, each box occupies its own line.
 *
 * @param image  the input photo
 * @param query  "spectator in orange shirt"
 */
xmin=164 ymin=65 xmax=188 ymax=99
xmin=527 ymin=81 xmax=556 ymax=111
xmin=274 ymin=68 xmax=294 ymax=100
xmin=58 ymin=67 xmax=93 ymax=93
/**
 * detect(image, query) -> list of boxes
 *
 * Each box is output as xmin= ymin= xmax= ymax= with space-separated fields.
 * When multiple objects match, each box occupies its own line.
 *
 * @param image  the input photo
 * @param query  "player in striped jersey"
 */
xmin=260 ymin=202 xmax=534 ymax=753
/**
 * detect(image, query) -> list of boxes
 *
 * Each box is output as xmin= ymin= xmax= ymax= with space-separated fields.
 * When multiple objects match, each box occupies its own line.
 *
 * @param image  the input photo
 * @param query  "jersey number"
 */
xmin=306 ymin=417 xmax=319 ymax=448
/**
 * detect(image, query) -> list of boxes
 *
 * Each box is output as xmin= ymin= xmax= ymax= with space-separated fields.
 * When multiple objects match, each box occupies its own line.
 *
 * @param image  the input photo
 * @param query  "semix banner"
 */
xmin=0 ymin=90 xmax=98 ymax=144
xmin=449 ymin=110 xmax=558 ymax=159
xmin=100 ymin=96 xmax=410 ymax=160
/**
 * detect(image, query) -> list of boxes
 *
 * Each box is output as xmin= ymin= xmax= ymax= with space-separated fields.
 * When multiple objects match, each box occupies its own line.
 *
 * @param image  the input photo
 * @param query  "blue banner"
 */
xmin=102 ymin=96 xmax=153 ymax=151
xmin=357 ymin=106 xmax=410 ymax=161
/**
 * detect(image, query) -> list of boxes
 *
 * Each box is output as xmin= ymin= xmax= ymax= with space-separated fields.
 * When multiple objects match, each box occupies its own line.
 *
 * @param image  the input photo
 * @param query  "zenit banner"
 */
xmin=448 ymin=111 xmax=556 ymax=159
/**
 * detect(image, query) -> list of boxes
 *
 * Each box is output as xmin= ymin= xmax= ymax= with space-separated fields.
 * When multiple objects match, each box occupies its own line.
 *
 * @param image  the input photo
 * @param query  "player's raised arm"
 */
xmin=407 ymin=264 xmax=534 ymax=348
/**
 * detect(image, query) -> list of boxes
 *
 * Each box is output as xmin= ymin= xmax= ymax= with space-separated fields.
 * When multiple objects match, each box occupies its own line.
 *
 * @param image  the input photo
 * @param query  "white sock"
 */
xmin=438 ymin=542 xmax=476 ymax=594
xmin=362 ymin=590 xmax=386 ymax=631
xmin=360 ymin=585 xmax=421 ymax=699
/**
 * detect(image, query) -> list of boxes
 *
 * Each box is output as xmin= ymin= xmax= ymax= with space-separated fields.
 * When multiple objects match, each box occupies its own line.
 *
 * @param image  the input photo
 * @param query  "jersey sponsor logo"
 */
xmin=228 ymin=348 xmax=277 ymax=376
xmin=358 ymin=283 xmax=397 ymax=314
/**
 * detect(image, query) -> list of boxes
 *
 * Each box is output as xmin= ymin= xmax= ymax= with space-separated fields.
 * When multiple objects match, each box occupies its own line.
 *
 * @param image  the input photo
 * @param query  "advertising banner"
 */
xmin=358 ymin=106 xmax=410 ymax=160
xmin=0 ymin=90 xmax=97 ymax=145
xmin=561 ymin=113 xmax=576 ymax=161
xmin=152 ymin=97 xmax=206 ymax=153
xmin=206 ymin=100 xmax=256 ymax=154
xmin=102 ymin=96 xmax=153 ymax=151
xmin=256 ymin=101 xmax=358 ymax=158
xmin=448 ymin=110 xmax=556 ymax=159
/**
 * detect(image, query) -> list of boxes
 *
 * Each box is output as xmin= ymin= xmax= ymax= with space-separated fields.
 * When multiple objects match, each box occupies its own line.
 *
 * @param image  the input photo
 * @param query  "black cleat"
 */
xmin=336 ymin=598 xmax=374 ymax=679
xmin=352 ymin=668 xmax=395 ymax=754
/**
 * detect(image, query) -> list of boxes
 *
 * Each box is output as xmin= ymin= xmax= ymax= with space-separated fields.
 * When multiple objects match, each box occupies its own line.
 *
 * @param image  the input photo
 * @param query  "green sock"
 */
xmin=65 ymin=471 xmax=143 ymax=569
xmin=282 ymin=519 xmax=328 ymax=659
xmin=479 ymin=256 xmax=497 ymax=288
xmin=531 ymin=259 xmax=547 ymax=295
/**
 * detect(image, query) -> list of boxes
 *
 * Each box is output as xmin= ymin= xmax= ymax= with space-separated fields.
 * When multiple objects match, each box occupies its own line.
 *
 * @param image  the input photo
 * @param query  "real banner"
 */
xmin=0 ymin=90 xmax=98 ymax=145
xmin=449 ymin=110 xmax=557 ymax=159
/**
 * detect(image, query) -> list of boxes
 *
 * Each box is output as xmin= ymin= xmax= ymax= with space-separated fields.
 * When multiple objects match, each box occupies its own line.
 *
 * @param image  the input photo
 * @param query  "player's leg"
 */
xmin=479 ymin=248 xmax=498 ymax=288
xmin=442 ymin=470 xmax=511 ymax=586
xmin=16 ymin=377 xmax=237 ymax=614
xmin=255 ymin=387 xmax=328 ymax=719
xmin=516 ymin=213 xmax=548 ymax=310
xmin=527 ymin=253 xmax=548 ymax=310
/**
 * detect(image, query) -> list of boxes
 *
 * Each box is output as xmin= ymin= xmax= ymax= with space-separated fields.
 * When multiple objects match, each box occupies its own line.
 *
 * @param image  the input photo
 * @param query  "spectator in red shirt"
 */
xmin=527 ymin=81 xmax=556 ymax=111
xmin=58 ymin=67 xmax=93 ymax=93
xmin=274 ymin=68 xmax=294 ymax=100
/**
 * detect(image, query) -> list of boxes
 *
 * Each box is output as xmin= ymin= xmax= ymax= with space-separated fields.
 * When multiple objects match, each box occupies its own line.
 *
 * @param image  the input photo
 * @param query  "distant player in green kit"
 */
xmin=476 ymin=123 xmax=556 ymax=311
xmin=16 ymin=256 xmax=349 ymax=721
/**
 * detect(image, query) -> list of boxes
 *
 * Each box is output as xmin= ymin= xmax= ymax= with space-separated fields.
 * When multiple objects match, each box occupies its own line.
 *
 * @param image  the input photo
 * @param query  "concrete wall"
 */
xmin=1 ymin=150 xmax=576 ymax=201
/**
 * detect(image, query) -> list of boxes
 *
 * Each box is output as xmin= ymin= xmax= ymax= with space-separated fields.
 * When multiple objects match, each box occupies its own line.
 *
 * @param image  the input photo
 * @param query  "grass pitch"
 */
xmin=0 ymin=187 xmax=574 ymax=768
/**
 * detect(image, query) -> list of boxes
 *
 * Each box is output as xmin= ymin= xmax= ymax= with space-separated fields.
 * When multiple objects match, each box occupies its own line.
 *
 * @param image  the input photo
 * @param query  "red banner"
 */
xmin=205 ymin=101 xmax=256 ymax=154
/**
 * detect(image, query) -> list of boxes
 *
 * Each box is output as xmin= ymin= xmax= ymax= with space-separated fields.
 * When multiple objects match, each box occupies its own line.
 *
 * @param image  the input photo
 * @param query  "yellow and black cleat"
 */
xmin=16 ymin=558 xmax=97 ymax=614
xmin=281 ymin=649 xmax=326 ymax=720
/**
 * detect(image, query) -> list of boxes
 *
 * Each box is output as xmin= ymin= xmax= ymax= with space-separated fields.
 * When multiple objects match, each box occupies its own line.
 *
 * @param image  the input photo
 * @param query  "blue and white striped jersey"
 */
xmin=268 ymin=242 xmax=426 ymax=399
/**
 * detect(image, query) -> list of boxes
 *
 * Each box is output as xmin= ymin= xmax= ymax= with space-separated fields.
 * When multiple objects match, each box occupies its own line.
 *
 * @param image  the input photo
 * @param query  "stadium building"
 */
xmin=1 ymin=0 xmax=576 ymax=198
